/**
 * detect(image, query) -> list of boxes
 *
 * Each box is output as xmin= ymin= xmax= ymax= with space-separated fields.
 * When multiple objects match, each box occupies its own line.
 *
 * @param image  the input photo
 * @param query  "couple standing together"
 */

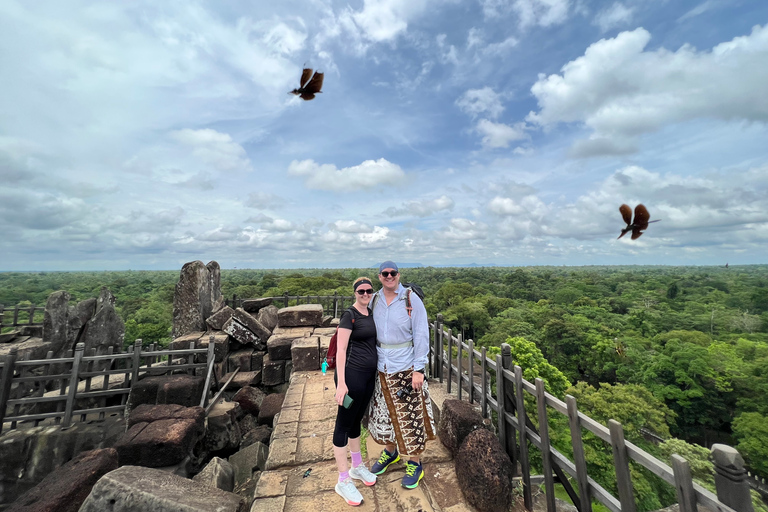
xmin=331 ymin=261 xmax=437 ymax=506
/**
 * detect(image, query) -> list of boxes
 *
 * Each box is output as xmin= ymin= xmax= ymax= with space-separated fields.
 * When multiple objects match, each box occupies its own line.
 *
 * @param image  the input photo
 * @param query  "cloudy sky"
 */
xmin=1 ymin=0 xmax=766 ymax=271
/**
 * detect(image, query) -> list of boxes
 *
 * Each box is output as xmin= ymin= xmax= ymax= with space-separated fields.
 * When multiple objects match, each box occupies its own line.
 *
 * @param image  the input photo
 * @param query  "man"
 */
xmin=367 ymin=260 xmax=436 ymax=489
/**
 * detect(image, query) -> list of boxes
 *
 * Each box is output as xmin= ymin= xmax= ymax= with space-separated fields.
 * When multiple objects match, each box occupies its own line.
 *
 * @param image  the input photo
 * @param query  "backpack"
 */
xmin=324 ymin=307 xmax=356 ymax=370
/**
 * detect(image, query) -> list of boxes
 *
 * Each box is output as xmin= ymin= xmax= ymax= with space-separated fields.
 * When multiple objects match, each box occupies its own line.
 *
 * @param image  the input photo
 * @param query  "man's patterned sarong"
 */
xmin=366 ymin=369 xmax=436 ymax=456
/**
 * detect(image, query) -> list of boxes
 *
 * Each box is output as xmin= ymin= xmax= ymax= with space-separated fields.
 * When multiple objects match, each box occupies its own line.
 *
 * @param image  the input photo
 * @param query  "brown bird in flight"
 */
xmin=290 ymin=68 xmax=324 ymax=100
xmin=618 ymin=204 xmax=661 ymax=240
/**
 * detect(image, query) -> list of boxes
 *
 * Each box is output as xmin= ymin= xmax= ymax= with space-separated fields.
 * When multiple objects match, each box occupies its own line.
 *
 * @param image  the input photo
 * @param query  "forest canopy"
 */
xmin=2 ymin=264 xmax=767 ymax=487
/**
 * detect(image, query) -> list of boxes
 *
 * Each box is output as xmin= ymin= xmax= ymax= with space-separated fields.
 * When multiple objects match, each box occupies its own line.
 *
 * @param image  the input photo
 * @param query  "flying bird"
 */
xmin=618 ymin=204 xmax=661 ymax=240
xmin=290 ymin=68 xmax=324 ymax=100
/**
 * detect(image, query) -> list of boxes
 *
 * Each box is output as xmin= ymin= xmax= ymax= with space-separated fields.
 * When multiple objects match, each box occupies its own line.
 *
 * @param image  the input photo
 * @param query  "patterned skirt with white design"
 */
xmin=366 ymin=369 xmax=436 ymax=456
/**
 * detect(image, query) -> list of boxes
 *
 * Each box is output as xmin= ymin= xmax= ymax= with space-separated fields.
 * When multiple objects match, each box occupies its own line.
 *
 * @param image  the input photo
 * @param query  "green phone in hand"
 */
xmin=342 ymin=394 xmax=354 ymax=409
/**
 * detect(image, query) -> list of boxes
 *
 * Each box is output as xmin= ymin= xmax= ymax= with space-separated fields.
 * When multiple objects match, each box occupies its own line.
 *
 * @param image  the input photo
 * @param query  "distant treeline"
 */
xmin=1 ymin=265 xmax=767 ymax=498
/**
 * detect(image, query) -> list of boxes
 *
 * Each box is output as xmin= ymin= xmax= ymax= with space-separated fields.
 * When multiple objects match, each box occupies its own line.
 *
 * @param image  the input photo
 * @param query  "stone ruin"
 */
xmin=2 ymin=260 xmax=340 ymax=511
xmin=0 ymin=287 xmax=125 ymax=364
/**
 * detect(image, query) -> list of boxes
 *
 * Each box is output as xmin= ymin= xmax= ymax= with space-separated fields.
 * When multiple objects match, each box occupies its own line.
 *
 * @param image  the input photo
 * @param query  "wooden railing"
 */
xmin=224 ymin=293 xmax=354 ymax=317
xmin=428 ymin=314 xmax=742 ymax=512
xmin=0 ymin=304 xmax=45 ymax=331
xmin=0 ymin=340 xmax=215 ymax=435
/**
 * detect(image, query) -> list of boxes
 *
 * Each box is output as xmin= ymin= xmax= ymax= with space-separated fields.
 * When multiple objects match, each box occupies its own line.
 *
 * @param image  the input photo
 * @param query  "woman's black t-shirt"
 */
xmin=338 ymin=306 xmax=377 ymax=371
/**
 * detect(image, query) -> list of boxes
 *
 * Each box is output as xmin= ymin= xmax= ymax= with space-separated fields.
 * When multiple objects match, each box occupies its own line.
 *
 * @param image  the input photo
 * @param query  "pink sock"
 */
xmin=351 ymin=451 xmax=363 ymax=467
xmin=339 ymin=470 xmax=350 ymax=482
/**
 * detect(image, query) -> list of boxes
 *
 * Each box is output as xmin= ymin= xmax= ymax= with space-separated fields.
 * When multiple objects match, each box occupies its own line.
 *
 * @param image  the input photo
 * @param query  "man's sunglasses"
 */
xmin=356 ymin=288 xmax=374 ymax=295
xmin=380 ymin=271 xmax=399 ymax=278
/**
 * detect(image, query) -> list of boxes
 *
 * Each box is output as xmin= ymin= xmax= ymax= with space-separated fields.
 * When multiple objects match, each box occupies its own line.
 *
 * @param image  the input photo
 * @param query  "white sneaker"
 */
xmin=349 ymin=464 xmax=377 ymax=486
xmin=335 ymin=477 xmax=363 ymax=506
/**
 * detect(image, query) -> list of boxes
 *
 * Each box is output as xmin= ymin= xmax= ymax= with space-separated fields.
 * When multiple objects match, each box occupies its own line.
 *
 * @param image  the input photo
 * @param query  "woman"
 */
xmin=332 ymin=277 xmax=379 ymax=506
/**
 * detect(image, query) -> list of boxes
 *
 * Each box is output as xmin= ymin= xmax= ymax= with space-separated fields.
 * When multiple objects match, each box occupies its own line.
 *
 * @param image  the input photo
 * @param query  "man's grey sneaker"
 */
xmin=402 ymin=460 xmax=424 ymax=489
xmin=371 ymin=448 xmax=400 ymax=475
xmin=349 ymin=464 xmax=377 ymax=486
xmin=335 ymin=477 xmax=363 ymax=506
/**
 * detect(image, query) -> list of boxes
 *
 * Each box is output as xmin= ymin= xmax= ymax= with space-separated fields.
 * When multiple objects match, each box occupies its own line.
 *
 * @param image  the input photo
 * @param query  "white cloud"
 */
xmin=594 ymin=2 xmax=634 ymax=32
xmin=456 ymin=87 xmax=505 ymax=119
xmin=384 ymin=195 xmax=455 ymax=217
xmin=443 ymin=218 xmax=489 ymax=240
xmin=350 ymin=0 xmax=432 ymax=43
xmin=514 ymin=0 xmax=571 ymax=27
xmin=170 ymin=129 xmax=251 ymax=172
xmin=526 ymin=25 xmax=768 ymax=156
xmin=359 ymin=226 xmax=390 ymax=243
xmin=476 ymin=119 xmax=529 ymax=148
xmin=488 ymin=196 xmax=526 ymax=215
xmin=245 ymin=191 xmax=284 ymax=210
xmin=333 ymin=220 xmax=372 ymax=233
xmin=288 ymin=158 xmax=406 ymax=191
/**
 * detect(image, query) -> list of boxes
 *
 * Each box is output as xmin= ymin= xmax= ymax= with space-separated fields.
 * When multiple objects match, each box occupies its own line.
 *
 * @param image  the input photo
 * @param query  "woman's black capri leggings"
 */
xmin=333 ymin=366 xmax=377 ymax=447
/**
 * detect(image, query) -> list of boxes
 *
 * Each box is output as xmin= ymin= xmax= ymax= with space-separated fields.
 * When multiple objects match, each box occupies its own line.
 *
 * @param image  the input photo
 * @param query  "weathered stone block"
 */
xmin=291 ymin=336 xmax=319 ymax=371
xmin=261 ymin=355 xmax=285 ymax=387
xmin=127 ymin=375 xmax=164 ymax=411
xmin=19 ymin=325 xmax=43 ymax=338
xmin=206 ymin=306 xmax=234 ymax=330
xmin=79 ymin=466 xmax=245 ymax=512
xmin=228 ymin=348 xmax=255 ymax=373
xmin=193 ymin=457 xmax=235 ymax=493
xmin=241 ymin=298 xmax=272 ymax=314
xmin=115 ymin=418 xmax=204 ymax=467
xmin=232 ymin=386 xmax=266 ymax=416
xmin=256 ymin=305 xmax=279 ymax=332
xmin=251 ymin=351 xmax=266 ymax=372
xmin=240 ymin=425 xmax=272 ymax=450
xmin=229 ymin=442 xmax=269 ymax=488
xmin=172 ymin=261 xmax=209 ymax=339
xmin=198 ymin=332 xmax=230 ymax=363
xmin=221 ymin=371 xmax=262 ymax=389
xmin=232 ymin=308 xmax=271 ymax=344
xmin=205 ymin=401 xmax=243 ymax=454
xmin=266 ymin=335 xmax=293 ymax=361
xmin=156 ymin=374 xmax=205 ymax=407
xmin=222 ymin=317 xmax=260 ymax=347
xmin=128 ymin=404 xmax=205 ymax=429
xmin=6 ymin=448 xmax=118 ymax=512
xmin=319 ymin=335 xmax=331 ymax=362
xmin=455 ymin=428 xmax=515 ymax=512
xmin=271 ymin=326 xmax=312 ymax=337
xmin=277 ymin=304 xmax=323 ymax=327
xmin=438 ymin=399 xmax=493 ymax=455
xmin=257 ymin=393 xmax=285 ymax=426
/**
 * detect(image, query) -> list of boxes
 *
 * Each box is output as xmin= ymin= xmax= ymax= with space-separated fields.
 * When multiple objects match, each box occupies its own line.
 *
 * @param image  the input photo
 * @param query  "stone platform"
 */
xmin=250 ymin=370 xmax=478 ymax=512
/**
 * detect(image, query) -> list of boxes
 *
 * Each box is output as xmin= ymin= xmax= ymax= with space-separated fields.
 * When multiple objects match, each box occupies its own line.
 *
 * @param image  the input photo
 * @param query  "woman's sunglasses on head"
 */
xmin=356 ymin=288 xmax=374 ymax=295
xmin=380 ymin=271 xmax=398 ymax=278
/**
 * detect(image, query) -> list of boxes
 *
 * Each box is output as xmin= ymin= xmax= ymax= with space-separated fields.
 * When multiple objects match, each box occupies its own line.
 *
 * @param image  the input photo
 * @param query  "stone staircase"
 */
xmin=250 ymin=370 xmax=479 ymax=512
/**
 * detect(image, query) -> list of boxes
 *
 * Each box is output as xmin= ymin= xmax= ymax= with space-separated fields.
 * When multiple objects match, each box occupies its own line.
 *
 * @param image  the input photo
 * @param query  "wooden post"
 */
xmin=187 ymin=341 xmax=196 ymax=375
xmin=468 ymin=339 xmax=474 ymax=403
xmin=515 ymin=366 xmax=533 ymax=510
xmin=81 ymin=348 xmax=96 ymax=422
xmin=200 ymin=336 xmax=216 ymax=408
xmin=0 ymin=347 xmax=18 ymax=435
xmin=333 ymin=292 xmax=338 ymax=318
xmin=284 ymin=292 xmax=289 ymax=308
xmin=712 ymin=444 xmax=755 ymax=512
xmin=672 ymin=455 xmax=697 ymax=512
xmin=501 ymin=343 xmax=518 ymax=472
xmin=446 ymin=327 xmax=453 ymax=394
xmin=481 ymin=346 xmax=488 ymax=418
xmin=609 ymin=420 xmax=637 ymax=512
xmin=457 ymin=333 xmax=463 ymax=401
xmin=567 ymin=395 xmax=592 ymax=512
xmin=131 ymin=340 xmax=142 ymax=386
xmin=13 ymin=305 xmax=20 ymax=326
xmin=28 ymin=305 xmax=37 ymax=324
xmin=0 ymin=304 xmax=4 ymax=330
xmin=496 ymin=353 xmax=507 ymax=454
xmin=536 ymin=378 xmax=557 ymax=512
xmin=99 ymin=346 xmax=114 ymax=421
xmin=435 ymin=314 xmax=443 ymax=382
xmin=62 ymin=343 xmax=85 ymax=427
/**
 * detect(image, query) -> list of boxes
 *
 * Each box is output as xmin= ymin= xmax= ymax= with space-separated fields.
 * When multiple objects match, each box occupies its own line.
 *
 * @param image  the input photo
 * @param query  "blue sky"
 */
xmin=1 ymin=0 xmax=766 ymax=271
